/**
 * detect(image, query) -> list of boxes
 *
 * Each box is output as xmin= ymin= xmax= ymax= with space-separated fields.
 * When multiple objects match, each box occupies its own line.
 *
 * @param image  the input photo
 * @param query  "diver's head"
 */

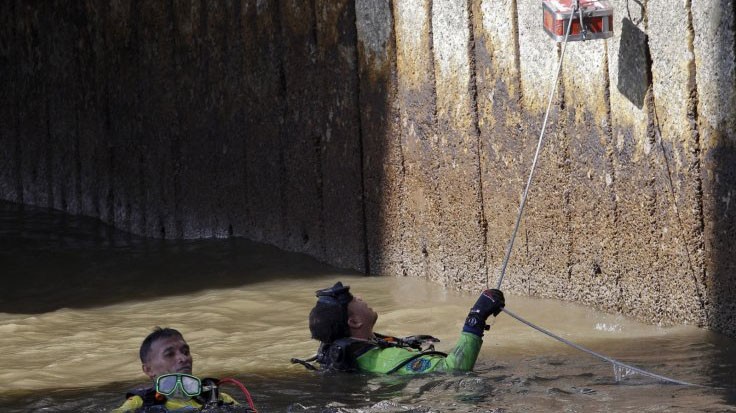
xmin=309 ymin=282 xmax=377 ymax=342
xmin=140 ymin=327 xmax=193 ymax=380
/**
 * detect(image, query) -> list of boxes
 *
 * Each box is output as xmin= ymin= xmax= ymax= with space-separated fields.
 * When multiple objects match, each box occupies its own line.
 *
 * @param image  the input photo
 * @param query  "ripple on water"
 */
xmin=1 ymin=201 xmax=736 ymax=412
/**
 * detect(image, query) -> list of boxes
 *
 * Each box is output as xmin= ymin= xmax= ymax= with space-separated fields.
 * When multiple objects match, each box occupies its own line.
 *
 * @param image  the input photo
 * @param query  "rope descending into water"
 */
xmin=501 ymin=308 xmax=709 ymax=387
xmin=490 ymin=2 xmax=711 ymax=388
xmin=493 ymin=0 xmax=573 ymax=291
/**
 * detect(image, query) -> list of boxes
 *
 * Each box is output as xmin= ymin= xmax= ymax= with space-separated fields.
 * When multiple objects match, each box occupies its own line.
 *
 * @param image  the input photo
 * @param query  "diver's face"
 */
xmin=142 ymin=335 xmax=193 ymax=380
xmin=348 ymin=295 xmax=378 ymax=328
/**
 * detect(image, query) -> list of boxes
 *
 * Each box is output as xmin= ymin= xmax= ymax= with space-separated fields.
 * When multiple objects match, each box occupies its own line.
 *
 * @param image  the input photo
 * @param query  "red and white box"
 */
xmin=542 ymin=0 xmax=614 ymax=42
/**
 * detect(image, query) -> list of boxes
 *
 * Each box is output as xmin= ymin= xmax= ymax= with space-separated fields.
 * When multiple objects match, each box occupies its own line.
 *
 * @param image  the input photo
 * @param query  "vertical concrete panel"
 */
xmin=136 ymin=2 xmax=176 ymax=237
xmin=17 ymin=3 xmax=52 ymax=208
xmin=692 ymin=2 xmax=736 ymax=142
xmin=77 ymin=1 xmax=108 ymax=220
xmin=605 ymin=0 xmax=656 ymax=317
xmin=233 ymin=0 xmax=257 ymax=240
xmin=106 ymin=0 xmax=143 ymax=234
xmin=199 ymin=1 xmax=235 ymax=238
xmin=170 ymin=1 xmax=199 ymax=237
xmin=517 ymin=0 xmax=558 ymax=111
xmin=95 ymin=1 xmax=117 ymax=224
xmin=241 ymin=0 xmax=286 ymax=244
xmin=0 ymin=1 xmax=20 ymax=202
xmin=473 ymin=0 xmax=531 ymax=292
xmin=207 ymin=2 xmax=237 ymax=238
xmin=640 ymin=0 xmax=704 ymax=324
xmin=514 ymin=0 xmax=571 ymax=297
xmin=187 ymin=1 xmax=228 ymax=238
xmin=176 ymin=1 xmax=219 ymax=238
xmin=44 ymin=4 xmax=80 ymax=214
xmin=218 ymin=0 xmax=249 ymax=240
xmin=561 ymin=36 xmax=619 ymax=307
xmin=394 ymin=0 xmax=443 ymax=282
xmin=280 ymin=0 xmax=324 ymax=256
xmin=692 ymin=0 xmax=736 ymax=334
xmin=172 ymin=1 xmax=199 ymax=237
xmin=356 ymin=0 xmax=404 ymax=276
xmin=315 ymin=0 xmax=365 ymax=270
xmin=432 ymin=0 xmax=486 ymax=288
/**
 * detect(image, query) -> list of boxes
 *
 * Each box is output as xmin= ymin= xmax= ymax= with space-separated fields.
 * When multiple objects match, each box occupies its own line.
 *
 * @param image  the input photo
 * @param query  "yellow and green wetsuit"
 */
xmin=356 ymin=332 xmax=482 ymax=374
xmin=318 ymin=332 xmax=482 ymax=374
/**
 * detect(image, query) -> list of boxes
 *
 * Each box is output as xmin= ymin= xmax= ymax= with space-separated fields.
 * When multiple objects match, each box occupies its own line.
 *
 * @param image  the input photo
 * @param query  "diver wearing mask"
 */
xmin=112 ymin=327 xmax=246 ymax=412
xmin=294 ymin=282 xmax=505 ymax=374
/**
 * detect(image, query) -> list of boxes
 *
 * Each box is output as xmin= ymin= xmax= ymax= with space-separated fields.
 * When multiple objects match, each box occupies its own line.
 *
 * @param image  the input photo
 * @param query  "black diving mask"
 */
xmin=315 ymin=281 xmax=353 ymax=307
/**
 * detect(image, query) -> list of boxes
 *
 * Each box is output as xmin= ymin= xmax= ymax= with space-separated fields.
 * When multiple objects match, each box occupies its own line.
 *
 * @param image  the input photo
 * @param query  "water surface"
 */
xmin=1 ymin=201 xmax=735 ymax=412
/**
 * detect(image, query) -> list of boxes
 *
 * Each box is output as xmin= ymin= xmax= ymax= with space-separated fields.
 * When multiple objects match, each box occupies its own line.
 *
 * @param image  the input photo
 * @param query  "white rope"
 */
xmin=494 ymin=0 xmax=575 ymax=290
xmin=502 ymin=308 xmax=709 ymax=387
xmin=490 ymin=3 xmax=712 ymax=388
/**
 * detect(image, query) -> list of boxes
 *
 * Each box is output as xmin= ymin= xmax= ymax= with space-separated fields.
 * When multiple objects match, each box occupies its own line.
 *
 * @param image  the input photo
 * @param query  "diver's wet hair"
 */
xmin=309 ymin=301 xmax=350 ymax=343
xmin=140 ymin=327 xmax=184 ymax=363
xmin=309 ymin=282 xmax=354 ymax=343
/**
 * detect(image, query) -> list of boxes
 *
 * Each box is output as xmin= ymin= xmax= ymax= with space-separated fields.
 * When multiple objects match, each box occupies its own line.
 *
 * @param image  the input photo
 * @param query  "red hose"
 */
xmin=219 ymin=377 xmax=258 ymax=413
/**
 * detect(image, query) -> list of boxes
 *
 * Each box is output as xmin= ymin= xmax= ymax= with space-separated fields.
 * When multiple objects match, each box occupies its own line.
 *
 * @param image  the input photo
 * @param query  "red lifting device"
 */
xmin=543 ymin=0 xmax=613 ymax=42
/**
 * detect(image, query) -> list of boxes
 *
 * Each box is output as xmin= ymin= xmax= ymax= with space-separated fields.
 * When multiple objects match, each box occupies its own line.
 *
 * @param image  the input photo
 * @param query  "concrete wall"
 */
xmin=1 ymin=0 xmax=734 ymax=336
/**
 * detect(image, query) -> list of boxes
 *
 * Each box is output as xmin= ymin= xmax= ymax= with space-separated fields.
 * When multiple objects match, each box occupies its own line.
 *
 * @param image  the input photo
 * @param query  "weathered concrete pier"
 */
xmin=1 ymin=1 xmax=734 ymax=335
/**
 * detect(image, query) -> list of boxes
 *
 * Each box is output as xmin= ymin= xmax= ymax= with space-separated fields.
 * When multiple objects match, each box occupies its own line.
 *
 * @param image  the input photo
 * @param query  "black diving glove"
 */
xmin=462 ymin=289 xmax=505 ymax=337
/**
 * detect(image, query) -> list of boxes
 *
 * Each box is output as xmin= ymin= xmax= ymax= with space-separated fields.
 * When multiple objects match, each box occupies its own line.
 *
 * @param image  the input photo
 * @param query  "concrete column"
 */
xmin=692 ymin=0 xmax=736 ymax=334
xmin=514 ymin=0 xmax=572 ymax=297
xmin=473 ymin=0 xmax=529 ymax=291
xmin=105 ymin=0 xmax=143 ymax=235
xmin=560 ymin=15 xmax=618 ymax=308
xmin=279 ymin=0 xmax=324 ymax=257
xmin=169 ymin=1 xmax=201 ymax=238
xmin=135 ymin=1 xmax=178 ymax=238
xmin=432 ymin=0 xmax=486 ymax=288
xmin=241 ymin=0 xmax=287 ymax=245
xmin=356 ymin=0 xmax=403 ymax=276
xmin=75 ymin=2 xmax=111 ymax=223
xmin=209 ymin=2 xmax=247 ymax=239
xmin=605 ymin=0 xmax=654 ymax=318
xmin=43 ymin=4 xmax=79 ymax=215
xmin=393 ymin=0 xmax=443 ymax=282
xmin=631 ymin=0 xmax=707 ymax=325
xmin=17 ymin=3 xmax=53 ymax=209
xmin=315 ymin=0 xmax=366 ymax=271
xmin=0 ymin=2 xmax=20 ymax=203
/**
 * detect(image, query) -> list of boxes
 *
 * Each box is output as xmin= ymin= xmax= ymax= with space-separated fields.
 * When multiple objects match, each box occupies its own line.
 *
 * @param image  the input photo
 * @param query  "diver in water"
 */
xmin=293 ymin=281 xmax=505 ymax=374
xmin=112 ymin=327 xmax=244 ymax=412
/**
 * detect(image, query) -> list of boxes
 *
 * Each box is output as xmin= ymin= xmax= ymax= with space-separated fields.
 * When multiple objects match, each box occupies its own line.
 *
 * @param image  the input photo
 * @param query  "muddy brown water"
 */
xmin=0 ymin=201 xmax=735 ymax=412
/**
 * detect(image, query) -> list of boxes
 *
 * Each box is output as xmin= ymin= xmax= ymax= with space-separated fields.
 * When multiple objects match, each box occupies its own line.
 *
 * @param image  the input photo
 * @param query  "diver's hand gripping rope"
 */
xmin=490 ymin=4 xmax=712 ymax=389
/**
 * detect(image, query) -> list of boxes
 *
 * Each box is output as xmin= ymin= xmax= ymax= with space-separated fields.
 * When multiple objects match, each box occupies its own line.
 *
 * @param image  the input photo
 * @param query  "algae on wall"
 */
xmin=0 ymin=0 xmax=734 ymax=336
